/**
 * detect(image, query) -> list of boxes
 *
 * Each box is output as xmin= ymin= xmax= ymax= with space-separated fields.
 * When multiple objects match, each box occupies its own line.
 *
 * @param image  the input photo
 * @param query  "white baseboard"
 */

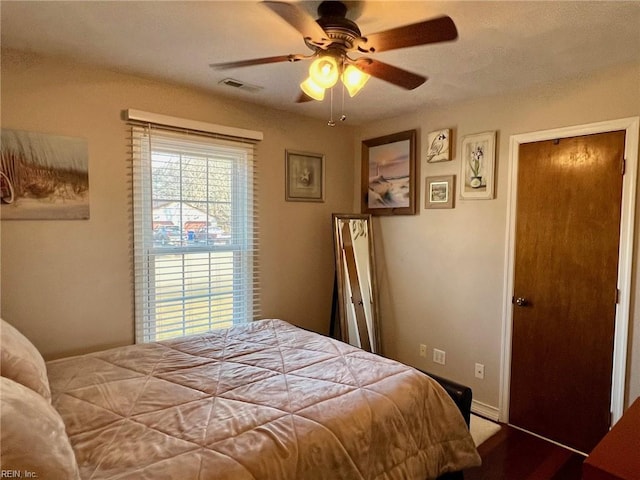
xmin=471 ymin=400 xmax=500 ymax=421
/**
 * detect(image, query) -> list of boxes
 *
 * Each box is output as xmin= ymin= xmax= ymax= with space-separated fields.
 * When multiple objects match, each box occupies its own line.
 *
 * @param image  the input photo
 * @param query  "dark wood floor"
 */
xmin=464 ymin=423 xmax=586 ymax=480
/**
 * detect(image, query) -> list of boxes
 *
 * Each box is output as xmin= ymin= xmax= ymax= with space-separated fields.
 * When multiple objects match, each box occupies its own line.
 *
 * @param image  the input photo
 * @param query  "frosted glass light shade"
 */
xmin=308 ymin=56 xmax=339 ymax=89
xmin=342 ymin=65 xmax=370 ymax=97
xmin=300 ymin=77 xmax=325 ymax=101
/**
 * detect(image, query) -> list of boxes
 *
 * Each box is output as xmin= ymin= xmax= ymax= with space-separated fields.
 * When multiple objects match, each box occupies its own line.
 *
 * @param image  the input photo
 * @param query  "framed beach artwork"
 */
xmin=425 ymin=128 xmax=451 ymax=163
xmin=285 ymin=149 xmax=325 ymax=202
xmin=425 ymin=175 xmax=455 ymax=209
xmin=0 ymin=129 xmax=89 ymax=220
xmin=459 ymin=131 xmax=496 ymax=200
xmin=361 ymin=129 xmax=417 ymax=215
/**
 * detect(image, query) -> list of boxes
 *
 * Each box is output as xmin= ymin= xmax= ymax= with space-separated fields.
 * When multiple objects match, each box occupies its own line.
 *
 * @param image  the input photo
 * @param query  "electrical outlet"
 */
xmin=419 ymin=344 xmax=427 ymax=358
xmin=433 ymin=348 xmax=446 ymax=365
xmin=475 ymin=363 xmax=485 ymax=379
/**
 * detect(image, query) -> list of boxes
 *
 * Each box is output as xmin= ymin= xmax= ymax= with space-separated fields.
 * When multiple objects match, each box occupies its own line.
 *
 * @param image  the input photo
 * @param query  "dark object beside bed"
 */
xmin=424 ymin=371 xmax=473 ymax=480
xmin=424 ymin=371 xmax=473 ymax=428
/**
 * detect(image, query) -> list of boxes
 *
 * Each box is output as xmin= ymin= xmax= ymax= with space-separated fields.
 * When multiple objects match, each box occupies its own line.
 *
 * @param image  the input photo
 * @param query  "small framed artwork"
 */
xmin=285 ymin=150 xmax=325 ymax=202
xmin=425 ymin=128 xmax=451 ymax=163
xmin=361 ymin=129 xmax=417 ymax=215
xmin=425 ymin=175 xmax=455 ymax=209
xmin=460 ymin=131 xmax=496 ymax=200
xmin=1 ymin=129 xmax=90 ymax=220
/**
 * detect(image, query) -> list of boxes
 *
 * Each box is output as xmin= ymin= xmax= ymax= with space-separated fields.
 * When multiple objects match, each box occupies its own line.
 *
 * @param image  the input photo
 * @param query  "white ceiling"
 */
xmin=2 ymin=1 xmax=639 ymax=125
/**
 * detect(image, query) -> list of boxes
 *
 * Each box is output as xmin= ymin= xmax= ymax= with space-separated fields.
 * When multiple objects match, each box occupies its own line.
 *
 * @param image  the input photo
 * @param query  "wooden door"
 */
xmin=509 ymin=130 xmax=626 ymax=454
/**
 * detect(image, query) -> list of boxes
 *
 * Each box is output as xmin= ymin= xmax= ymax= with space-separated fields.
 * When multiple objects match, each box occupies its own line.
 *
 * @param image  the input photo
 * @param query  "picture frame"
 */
xmin=459 ymin=131 xmax=496 ymax=200
xmin=1 ymin=129 xmax=90 ymax=220
xmin=285 ymin=149 xmax=325 ymax=202
xmin=425 ymin=128 xmax=452 ymax=163
xmin=425 ymin=175 xmax=455 ymax=209
xmin=361 ymin=129 xmax=417 ymax=215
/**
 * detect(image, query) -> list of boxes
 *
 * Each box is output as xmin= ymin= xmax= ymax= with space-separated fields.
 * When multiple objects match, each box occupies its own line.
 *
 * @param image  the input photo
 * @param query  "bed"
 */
xmin=1 ymin=318 xmax=480 ymax=479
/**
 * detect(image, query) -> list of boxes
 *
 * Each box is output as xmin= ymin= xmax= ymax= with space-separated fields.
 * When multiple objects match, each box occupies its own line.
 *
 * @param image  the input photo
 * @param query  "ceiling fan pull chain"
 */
xmin=340 ymin=81 xmax=347 ymax=123
xmin=328 ymin=88 xmax=336 ymax=127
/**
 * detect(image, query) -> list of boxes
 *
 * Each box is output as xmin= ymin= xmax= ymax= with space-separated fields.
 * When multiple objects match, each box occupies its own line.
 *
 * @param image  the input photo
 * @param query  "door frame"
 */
xmin=499 ymin=117 xmax=640 ymax=426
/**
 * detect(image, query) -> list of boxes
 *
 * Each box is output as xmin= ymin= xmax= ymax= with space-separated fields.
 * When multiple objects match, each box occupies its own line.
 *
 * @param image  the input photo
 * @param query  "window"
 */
xmin=130 ymin=115 xmax=260 ymax=343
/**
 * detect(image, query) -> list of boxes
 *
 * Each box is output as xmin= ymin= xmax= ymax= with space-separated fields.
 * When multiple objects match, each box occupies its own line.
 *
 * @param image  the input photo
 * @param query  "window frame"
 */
xmin=130 ymin=120 xmax=260 ymax=343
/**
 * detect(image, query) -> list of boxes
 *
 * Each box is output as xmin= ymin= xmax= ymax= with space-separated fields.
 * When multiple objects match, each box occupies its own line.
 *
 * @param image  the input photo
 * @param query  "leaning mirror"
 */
xmin=332 ymin=214 xmax=381 ymax=353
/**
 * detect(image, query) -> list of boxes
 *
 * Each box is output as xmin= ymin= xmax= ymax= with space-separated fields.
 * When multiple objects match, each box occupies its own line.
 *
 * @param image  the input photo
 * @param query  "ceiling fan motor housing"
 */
xmin=314 ymin=1 xmax=362 ymax=52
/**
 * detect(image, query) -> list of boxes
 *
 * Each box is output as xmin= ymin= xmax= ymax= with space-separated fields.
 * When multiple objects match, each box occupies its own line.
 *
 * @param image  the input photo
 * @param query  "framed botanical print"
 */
xmin=460 ymin=131 xmax=496 ymax=200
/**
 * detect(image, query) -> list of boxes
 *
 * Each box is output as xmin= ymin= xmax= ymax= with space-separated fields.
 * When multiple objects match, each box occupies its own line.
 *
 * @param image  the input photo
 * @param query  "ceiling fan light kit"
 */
xmin=308 ymin=55 xmax=340 ymax=88
xmin=342 ymin=64 xmax=370 ymax=97
xmin=210 ymin=1 xmax=458 ymax=122
xmin=300 ymin=76 xmax=326 ymax=101
xmin=300 ymin=55 xmax=371 ymax=101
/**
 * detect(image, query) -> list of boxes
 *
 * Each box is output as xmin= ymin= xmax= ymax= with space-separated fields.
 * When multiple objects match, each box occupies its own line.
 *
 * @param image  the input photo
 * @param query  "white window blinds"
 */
xmin=129 ymin=118 xmax=260 ymax=343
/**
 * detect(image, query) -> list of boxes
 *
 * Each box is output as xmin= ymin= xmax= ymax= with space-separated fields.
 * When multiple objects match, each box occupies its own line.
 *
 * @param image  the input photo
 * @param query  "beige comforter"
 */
xmin=47 ymin=319 xmax=480 ymax=479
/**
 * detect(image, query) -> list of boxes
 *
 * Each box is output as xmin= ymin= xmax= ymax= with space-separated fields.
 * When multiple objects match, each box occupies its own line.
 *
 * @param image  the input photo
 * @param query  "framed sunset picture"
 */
xmin=361 ymin=129 xmax=417 ymax=215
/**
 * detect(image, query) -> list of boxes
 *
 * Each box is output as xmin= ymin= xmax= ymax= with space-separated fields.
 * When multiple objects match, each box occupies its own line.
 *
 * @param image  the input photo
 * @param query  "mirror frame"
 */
xmin=332 ymin=213 xmax=381 ymax=353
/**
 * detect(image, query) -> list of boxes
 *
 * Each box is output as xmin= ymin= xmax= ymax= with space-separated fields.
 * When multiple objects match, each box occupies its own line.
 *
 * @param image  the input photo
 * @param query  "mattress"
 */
xmin=47 ymin=319 xmax=480 ymax=479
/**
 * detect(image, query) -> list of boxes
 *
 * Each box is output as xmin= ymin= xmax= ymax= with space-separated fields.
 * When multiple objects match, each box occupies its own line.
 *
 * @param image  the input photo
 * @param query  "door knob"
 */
xmin=514 ymin=297 xmax=528 ymax=307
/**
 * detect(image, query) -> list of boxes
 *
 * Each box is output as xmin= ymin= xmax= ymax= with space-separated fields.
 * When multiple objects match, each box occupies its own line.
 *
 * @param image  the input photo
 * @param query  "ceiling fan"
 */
xmin=210 ymin=1 xmax=458 ymax=103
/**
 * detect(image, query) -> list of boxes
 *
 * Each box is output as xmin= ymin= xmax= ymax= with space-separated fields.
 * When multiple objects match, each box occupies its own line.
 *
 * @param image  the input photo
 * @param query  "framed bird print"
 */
xmin=425 ymin=128 xmax=451 ymax=163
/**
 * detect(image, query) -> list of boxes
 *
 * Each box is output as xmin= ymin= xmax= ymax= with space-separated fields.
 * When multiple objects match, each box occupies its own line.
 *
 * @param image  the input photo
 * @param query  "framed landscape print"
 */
xmin=285 ymin=150 xmax=325 ymax=202
xmin=460 ymin=131 xmax=496 ymax=200
xmin=361 ymin=129 xmax=417 ymax=215
xmin=425 ymin=175 xmax=455 ymax=209
xmin=1 ymin=129 xmax=90 ymax=220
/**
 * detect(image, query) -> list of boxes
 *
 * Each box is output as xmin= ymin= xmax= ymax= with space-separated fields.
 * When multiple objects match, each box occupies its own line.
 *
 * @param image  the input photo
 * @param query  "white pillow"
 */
xmin=0 ymin=318 xmax=51 ymax=401
xmin=0 ymin=376 xmax=80 ymax=479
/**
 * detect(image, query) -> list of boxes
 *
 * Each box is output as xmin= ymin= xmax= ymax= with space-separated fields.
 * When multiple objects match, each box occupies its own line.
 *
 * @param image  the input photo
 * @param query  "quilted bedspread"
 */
xmin=47 ymin=319 xmax=480 ymax=480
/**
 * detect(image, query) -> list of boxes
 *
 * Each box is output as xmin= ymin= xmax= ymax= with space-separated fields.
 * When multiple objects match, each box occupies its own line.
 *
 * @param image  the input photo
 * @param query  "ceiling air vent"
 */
xmin=219 ymin=78 xmax=263 ymax=93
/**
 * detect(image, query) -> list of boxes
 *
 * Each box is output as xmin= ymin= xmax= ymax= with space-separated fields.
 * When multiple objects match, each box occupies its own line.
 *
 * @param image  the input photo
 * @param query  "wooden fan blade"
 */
xmin=354 ymin=58 xmax=427 ymax=90
xmin=262 ymin=1 xmax=330 ymax=47
xmin=359 ymin=16 xmax=458 ymax=53
xmin=210 ymin=54 xmax=305 ymax=69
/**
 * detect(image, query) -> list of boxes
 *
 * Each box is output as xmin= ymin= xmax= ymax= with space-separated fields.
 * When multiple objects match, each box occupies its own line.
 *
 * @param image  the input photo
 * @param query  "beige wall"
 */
xmin=2 ymin=48 xmax=639 ymax=414
xmin=355 ymin=62 xmax=640 ymax=411
xmin=0 ymin=49 xmax=355 ymax=358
